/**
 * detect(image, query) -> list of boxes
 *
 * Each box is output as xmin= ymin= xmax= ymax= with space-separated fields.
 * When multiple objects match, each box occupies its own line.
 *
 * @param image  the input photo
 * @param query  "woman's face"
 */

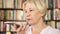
xmin=24 ymin=3 xmax=42 ymax=25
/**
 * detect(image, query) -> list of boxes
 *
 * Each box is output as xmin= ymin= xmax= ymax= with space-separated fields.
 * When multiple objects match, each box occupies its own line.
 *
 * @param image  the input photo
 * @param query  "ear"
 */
xmin=40 ymin=11 xmax=45 ymax=17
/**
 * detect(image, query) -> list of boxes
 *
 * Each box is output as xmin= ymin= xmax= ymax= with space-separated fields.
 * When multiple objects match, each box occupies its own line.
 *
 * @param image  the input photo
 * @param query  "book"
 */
xmin=6 ymin=24 xmax=10 ymax=31
xmin=13 ymin=10 xmax=17 ymax=20
xmin=3 ymin=0 xmax=14 ymax=8
xmin=47 ymin=21 xmax=51 ymax=26
xmin=45 ymin=0 xmax=48 ymax=8
xmin=6 ymin=32 xmax=11 ymax=34
xmin=53 ymin=0 xmax=55 ymax=8
xmin=16 ymin=10 xmax=24 ymax=20
xmin=4 ymin=21 xmax=13 ymax=32
xmin=1 ymin=10 xmax=4 ymax=20
xmin=0 ymin=22 xmax=1 ymax=31
xmin=0 ymin=0 xmax=2 ymax=8
xmin=45 ymin=11 xmax=48 ymax=20
xmin=4 ymin=10 xmax=8 ymax=20
xmin=0 ymin=11 xmax=1 ymax=20
xmin=53 ymin=0 xmax=60 ymax=8
xmin=0 ymin=10 xmax=25 ymax=20
xmin=7 ymin=10 xmax=14 ymax=20
xmin=48 ymin=0 xmax=53 ymax=8
xmin=55 ymin=0 xmax=59 ymax=8
xmin=53 ymin=9 xmax=56 ymax=20
xmin=58 ymin=0 xmax=60 ymax=8
xmin=2 ymin=0 xmax=6 ymax=8
xmin=0 ymin=21 xmax=4 ymax=31
xmin=14 ymin=0 xmax=18 ymax=8
xmin=57 ymin=22 xmax=60 ymax=30
xmin=43 ymin=0 xmax=46 ymax=3
xmin=4 ymin=21 xmax=12 ymax=32
xmin=47 ymin=21 xmax=56 ymax=28
xmin=0 ymin=10 xmax=4 ymax=20
xmin=53 ymin=9 xmax=60 ymax=20
xmin=22 ymin=0 xmax=26 ymax=3
xmin=8 ymin=10 xmax=25 ymax=20
xmin=50 ymin=21 xmax=56 ymax=28
xmin=48 ymin=10 xmax=51 ymax=20
xmin=22 ymin=0 xmax=26 ymax=8
xmin=45 ymin=10 xmax=51 ymax=20
xmin=3 ymin=22 xmax=6 ymax=32
xmin=7 ymin=10 xmax=12 ymax=20
xmin=46 ymin=0 xmax=60 ymax=8
xmin=14 ymin=0 xmax=22 ymax=8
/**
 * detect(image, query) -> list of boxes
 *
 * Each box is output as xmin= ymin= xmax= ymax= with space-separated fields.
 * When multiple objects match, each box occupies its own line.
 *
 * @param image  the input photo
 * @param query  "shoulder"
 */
xmin=49 ymin=28 xmax=60 ymax=34
xmin=41 ymin=26 xmax=60 ymax=34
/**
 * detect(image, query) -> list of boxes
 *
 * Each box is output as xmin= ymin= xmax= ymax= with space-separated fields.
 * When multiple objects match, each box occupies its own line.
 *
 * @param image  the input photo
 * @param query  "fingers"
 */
xmin=16 ymin=24 xmax=22 ymax=32
xmin=21 ymin=23 xmax=26 ymax=31
xmin=16 ymin=23 xmax=26 ymax=32
xmin=13 ymin=23 xmax=29 ymax=33
xmin=13 ymin=24 xmax=17 ymax=32
xmin=25 ymin=25 xmax=29 ymax=31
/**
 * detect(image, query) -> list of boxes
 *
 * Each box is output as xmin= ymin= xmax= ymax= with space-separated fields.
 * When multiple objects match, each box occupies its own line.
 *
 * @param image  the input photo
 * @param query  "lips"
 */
xmin=26 ymin=18 xmax=31 ymax=21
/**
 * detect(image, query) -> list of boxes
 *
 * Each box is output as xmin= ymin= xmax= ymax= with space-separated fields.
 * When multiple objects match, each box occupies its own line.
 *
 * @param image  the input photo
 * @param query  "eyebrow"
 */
xmin=29 ymin=8 xmax=33 ymax=10
xmin=25 ymin=8 xmax=32 ymax=10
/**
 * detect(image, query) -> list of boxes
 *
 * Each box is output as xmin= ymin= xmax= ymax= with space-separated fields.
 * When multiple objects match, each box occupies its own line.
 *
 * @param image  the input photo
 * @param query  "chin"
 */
xmin=28 ymin=22 xmax=34 ymax=25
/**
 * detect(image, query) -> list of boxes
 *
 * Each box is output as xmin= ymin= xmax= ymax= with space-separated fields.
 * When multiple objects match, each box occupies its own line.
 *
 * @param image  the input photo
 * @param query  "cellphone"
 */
xmin=15 ymin=24 xmax=20 ymax=29
xmin=11 ymin=23 xmax=20 ymax=29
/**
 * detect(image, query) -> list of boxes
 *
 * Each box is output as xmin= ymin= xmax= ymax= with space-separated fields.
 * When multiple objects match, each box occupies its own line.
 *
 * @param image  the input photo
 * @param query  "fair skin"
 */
xmin=14 ymin=2 xmax=48 ymax=34
xmin=25 ymin=3 xmax=48 ymax=34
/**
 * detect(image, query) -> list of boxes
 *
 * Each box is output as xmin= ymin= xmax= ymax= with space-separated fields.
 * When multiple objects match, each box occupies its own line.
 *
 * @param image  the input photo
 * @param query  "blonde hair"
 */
xmin=23 ymin=0 xmax=47 ymax=20
xmin=23 ymin=0 xmax=47 ymax=13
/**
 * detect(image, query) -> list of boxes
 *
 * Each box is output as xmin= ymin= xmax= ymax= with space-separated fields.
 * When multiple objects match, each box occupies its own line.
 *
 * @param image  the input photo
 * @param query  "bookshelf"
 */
xmin=0 ymin=8 xmax=23 ymax=10
xmin=0 ymin=0 xmax=60 ymax=34
xmin=0 ymin=20 xmax=26 ymax=22
xmin=45 ymin=0 xmax=60 ymax=30
xmin=0 ymin=0 xmax=26 ymax=34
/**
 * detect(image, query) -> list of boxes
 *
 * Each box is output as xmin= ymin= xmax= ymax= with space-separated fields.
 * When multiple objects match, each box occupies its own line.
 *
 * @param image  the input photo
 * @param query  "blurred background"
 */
xmin=0 ymin=0 xmax=60 ymax=34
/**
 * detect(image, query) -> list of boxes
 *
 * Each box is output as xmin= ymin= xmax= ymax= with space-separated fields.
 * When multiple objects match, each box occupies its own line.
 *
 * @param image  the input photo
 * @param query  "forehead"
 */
xmin=25 ymin=2 xmax=37 ymax=10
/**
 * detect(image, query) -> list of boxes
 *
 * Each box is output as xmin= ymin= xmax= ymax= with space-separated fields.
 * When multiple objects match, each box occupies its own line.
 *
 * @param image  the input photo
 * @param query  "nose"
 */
xmin=26 ymin=12 xmax=31 ymax=17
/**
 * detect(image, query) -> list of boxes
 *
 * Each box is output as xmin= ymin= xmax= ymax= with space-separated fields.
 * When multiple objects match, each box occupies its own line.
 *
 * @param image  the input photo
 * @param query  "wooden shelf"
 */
xmin=55 ymin=20 xmax=60 ymax=22
xmin=47 ymin=8 xmax=60 ymax=10
xmin=0 ymin=20 xmax=60 ymax=22
xmin=53 ymin=8 xmax=60 ymax=9
xmin=0 ymin=8 xmax=59 ymax=10
xmin=0 ymin=31 xmax=16 ymax=32
xmin=0 ymin=20 xmax=26 ymax=22
xmin=47 ymin=8 xmax=53 ymax=10
xmin=45 ymin=20 xmax=60 ymax=22
xmin=0 ymin=8 xmax=23 ymax=10
xmin=0 ymin=31 xmax=16 ymax=34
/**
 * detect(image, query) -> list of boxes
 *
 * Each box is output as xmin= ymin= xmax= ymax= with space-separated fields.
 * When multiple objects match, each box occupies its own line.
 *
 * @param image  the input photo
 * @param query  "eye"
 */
xmin=25 ymin=11 xmax=27 ymax=13
xmin=30 ymin=10 xmax=33 ymax=12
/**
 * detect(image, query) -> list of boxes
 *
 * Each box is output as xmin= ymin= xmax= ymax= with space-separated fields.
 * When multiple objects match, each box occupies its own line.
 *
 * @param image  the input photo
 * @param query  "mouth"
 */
xmin=26 ymin=18 xmax=31 ymax=21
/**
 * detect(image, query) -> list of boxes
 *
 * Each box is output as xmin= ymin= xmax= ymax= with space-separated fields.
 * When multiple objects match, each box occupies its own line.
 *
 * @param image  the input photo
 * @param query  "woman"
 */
xmin=14 ymin=0 xmax=60 ymax=34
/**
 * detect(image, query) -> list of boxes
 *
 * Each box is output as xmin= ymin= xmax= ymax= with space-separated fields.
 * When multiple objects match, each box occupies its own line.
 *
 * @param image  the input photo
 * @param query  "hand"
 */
xmin=13 ymin=23 xmax=29 ymax=34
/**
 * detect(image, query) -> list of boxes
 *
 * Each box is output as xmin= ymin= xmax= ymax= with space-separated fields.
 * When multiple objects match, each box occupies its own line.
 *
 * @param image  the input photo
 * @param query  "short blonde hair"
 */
xmin=23 ymin=0 xmax=47 ymax=13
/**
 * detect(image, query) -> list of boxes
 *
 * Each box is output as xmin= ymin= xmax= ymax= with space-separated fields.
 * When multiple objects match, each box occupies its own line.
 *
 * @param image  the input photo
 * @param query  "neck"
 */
xmin=31 ymin=18 xmax=48 ymax=32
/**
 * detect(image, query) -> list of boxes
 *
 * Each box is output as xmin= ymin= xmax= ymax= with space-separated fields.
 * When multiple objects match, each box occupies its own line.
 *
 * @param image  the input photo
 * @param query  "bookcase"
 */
xmin=0 ymin=0 xmax=60 ymax=34
xmin=45 ymin=0 xmax=60 ymax=29
xmin=0 ymin=0 xmax=26 ymax=34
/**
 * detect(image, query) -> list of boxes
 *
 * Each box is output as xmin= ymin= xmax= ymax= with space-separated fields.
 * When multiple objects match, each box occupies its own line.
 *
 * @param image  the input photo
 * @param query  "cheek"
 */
xmin=31 ymin=12 xmax=41 ymax=22
xmin=32 ymin=11 xmax=41 ymax=18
